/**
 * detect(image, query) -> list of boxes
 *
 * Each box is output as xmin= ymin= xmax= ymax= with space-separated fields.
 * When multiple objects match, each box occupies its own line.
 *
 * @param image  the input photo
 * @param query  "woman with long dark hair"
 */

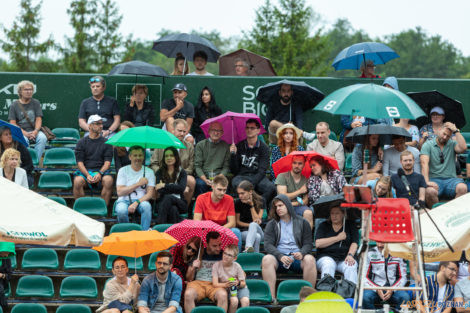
xmin=235 ymin=180 xmax=265 ymax=253
xmin=191 ymin=86 xmax=222 ymax=143
xmin=307 ymin=155 xmax=347 ymax=205
xmin=155 ymin=147 xmax=188 ymax=224
xmin=171 ymin=53 xmax=190 ymax=75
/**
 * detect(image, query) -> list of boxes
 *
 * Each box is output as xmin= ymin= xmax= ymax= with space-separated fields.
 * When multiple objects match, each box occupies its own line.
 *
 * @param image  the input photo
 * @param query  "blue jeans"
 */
xmin=241 ymin=222 xmax=264 ymax=252
xmin=231 ymin=227 xmax=242 ymax=252
xmin=195 ymin=177 xmax=211 ymax=196
xmin=362 ymin=289 xmax=410 ymax=310
xmin=25 ymin=130 xmax=47 ymax=159
xmin=115 ymin=199 xmax=152 ymax=230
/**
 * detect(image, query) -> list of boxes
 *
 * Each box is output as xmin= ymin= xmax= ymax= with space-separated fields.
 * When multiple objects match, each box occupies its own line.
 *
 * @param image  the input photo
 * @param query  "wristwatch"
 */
xmin=455 ymin=129 xmax=460 ymax=134
xmin=348 ymin=253 xmax=354 ymax=257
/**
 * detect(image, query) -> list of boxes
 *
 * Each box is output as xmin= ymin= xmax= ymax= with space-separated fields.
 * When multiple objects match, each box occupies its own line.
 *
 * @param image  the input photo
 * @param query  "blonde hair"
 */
xmin=0 ymin=148 xmax=21 ymax=168
xmin=224 ymin=244 xmax=239 ymax=256
xmin=131 ymin=84 xmax=148 ymax=96
xmin=17 ymin=80 xmax=34 ymax=97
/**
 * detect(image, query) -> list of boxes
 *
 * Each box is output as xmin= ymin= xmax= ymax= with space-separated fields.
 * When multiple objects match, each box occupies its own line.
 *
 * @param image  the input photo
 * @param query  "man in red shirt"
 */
xmin=194 ymin=174 xmax=242 ymax=251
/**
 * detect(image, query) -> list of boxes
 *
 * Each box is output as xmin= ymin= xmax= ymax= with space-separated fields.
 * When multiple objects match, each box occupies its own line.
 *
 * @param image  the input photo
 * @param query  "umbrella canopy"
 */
xmin=407 ymin=90 xmax=466 ymax=129
xmin=297 ymin=291 xmax=353 ymax=313
xmin=200 ymin=111 xmax=266 ymax=145
xmin=218 ymin=49 xmax=276 ymax=76
xmin=0 ymin=119 xmax=28 ymax=147
xmin=108 ymin=60 xmax=168 ymax=77
xmin=93 ymin=230 xmax=178 ymax=258
xmin=0 ymin=177 xmax=104 ymax=246
xmin=312 ymin=194 xmax=345 ymax=219
xmin=106 ymin=126 xmax=186 ymax=149
xmin=165 ymin=220 xmax=238 ymax=250
xmin=313 ymin=83 xmax=426 ymax=120
xmin=256 ymin=79 xmax=325 ymax=111
xmin=385 ymin=193 xmax=470 ymax=262
xmin=152 ymin=33 xmax=221 ymax=62
xmin=345 ymin=124 xmax=412 ymax=146
xmin=0 ymin=241 xmax=15 ymax=257
xmin=332 ymin=41 xmax=399 ymax=71
xmin=272 ymin=150 xmax=339 ymax=179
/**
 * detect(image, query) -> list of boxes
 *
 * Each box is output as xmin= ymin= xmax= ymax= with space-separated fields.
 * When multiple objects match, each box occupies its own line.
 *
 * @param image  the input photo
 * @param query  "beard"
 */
xmin=281 ymin=95 xmax=291 ymax=103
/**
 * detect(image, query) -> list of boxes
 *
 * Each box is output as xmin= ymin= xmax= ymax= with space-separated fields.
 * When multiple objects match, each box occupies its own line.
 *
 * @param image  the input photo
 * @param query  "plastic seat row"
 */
xmin=11 ymin=303 xmax=91 ymax=313
xmin=15 ymin=275 xmax=97 ymax=299
xmin=192 ymin=307 xmax=270 ymax=313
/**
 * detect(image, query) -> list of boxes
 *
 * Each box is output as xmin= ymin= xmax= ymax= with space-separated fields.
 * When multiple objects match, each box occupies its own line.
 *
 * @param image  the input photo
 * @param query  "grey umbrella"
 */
xmin=345 ymin=124 xmax=411 ymax=146
xmin=108 ymin=60 xmax=168 ymax=77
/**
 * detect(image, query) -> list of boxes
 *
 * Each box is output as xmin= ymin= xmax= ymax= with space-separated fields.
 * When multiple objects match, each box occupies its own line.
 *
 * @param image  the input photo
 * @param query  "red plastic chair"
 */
xmin=369 ymin=198 xmax=414 ymax=242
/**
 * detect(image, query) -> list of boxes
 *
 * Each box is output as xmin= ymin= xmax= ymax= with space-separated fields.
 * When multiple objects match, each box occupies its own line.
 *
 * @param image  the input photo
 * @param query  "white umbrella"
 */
xmin=0 ymin=177 xmax=105 ymax=246
xmin=385 ymin=193 xmax=470 ymax=262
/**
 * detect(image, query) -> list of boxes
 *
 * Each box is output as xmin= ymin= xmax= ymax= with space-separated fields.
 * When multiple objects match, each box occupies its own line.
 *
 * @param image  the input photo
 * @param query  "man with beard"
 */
xmin=391 ymin=151 xmax=427 ymax=207
xmin=265 ymin=83 xmax=303 ymax=144
xmin=383 ymin=135 xmax=421 ymax=176
xmin=188 ymin=51 xmax=214 ymax=76
xmin=138 ymin=251 xmax=183 ymax=313
xmin=275 ymin=155 xmax=313 ymax=229
xmin=420 ymin=122 xmax=467 ymax=207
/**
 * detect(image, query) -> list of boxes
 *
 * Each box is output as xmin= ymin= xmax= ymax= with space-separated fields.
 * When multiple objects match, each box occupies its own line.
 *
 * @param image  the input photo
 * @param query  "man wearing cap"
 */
xmin=419 ymin=106 xmax=449 ymax=148
xmin=160 ymin=83 xmax=195 ymax=144
xmin=187 ymin=51 xmax=214 ymax=76
xmin=78 ymin=76 xmax=120 ymax=138
xmin=306 ymin=122 xmax=345 ymax=170
xmin=73 ymin=115 xmax=114 ymax=205
xmin=383 ymin=135 xmax=420 ymax=176
xmin=420 ymin=122 xmax=467 ymax=207
xmin=265 ymin=83 xmax=303 ymax=144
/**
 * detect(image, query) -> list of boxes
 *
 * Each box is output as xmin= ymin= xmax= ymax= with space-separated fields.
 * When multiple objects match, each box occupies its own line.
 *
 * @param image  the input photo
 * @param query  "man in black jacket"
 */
xmin=261 ymin=194 xmax=316 ymax=303
xmin=230 ymin=118 xmax=276 ymax=205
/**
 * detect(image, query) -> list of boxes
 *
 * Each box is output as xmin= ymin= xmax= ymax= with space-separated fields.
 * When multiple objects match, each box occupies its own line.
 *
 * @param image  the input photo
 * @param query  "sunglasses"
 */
xmin=439 ymin=151 xmax=444 ymax=164
xmin=186 ymin=245 xmax=197 ymax=253
xmin=89 ymin=77 xmax=103 ymax=83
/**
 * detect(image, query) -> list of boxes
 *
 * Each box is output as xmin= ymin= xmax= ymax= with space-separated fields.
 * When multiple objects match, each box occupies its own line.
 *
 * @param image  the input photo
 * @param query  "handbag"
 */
xmin=315 ymin=274 xmax=337 ymax=292
xmin=16 ymin=101 xmax=56 ymax=140
xmin=335 ymin=278 xmax=356 ymax=299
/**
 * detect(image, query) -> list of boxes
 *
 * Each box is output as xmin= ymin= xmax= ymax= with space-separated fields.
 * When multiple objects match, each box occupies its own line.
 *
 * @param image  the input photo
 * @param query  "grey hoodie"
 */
xmin=264 ymin=194 xmax=313 ymax=260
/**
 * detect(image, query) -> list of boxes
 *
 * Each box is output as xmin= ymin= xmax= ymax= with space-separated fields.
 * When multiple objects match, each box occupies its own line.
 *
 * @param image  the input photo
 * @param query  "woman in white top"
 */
xmin=0 ymin=148 xmax=28 ymax=188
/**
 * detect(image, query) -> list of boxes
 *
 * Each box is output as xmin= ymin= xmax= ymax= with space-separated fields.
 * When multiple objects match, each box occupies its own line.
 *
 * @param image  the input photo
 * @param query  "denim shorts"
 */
xmin=430 ymin=177 xmax=464 ymax=198
xmin=277 ymin=258 xmax=302 ymax=274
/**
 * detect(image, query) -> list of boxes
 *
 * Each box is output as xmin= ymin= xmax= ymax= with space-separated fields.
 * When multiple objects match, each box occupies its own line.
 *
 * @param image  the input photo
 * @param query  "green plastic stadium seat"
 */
xmin=237 ymin=253 xmax=264 ymax=273
xmin=48 ymin=196 xmax=67 ymax=206
xmin=43 ymin=148 xmax=77 ymax=167
xmin=276 ymin=280 xmax=312 ymax=303
xmin=59 ymin=276 xmax=98 ymax=299
xmin=28 ymin=148 xmax=39 ymax=166
xmin=236 ymin=307 xmax=270 ymax=313
xmin=50 ymin=128 xmax=80 ymax=144
xmin=109 ymin=223 xmax=143 ymax=234
xmin=191 ymin=306 xmax=225 ymax=313
xmin=4 ymin=282 xmax=10 ymax=297
xmin=38 ymin=171 xmax=72 ymax=189
xmin=9 ymin=254 xmax=16 ymax=269
xmin=152 ymin=224 xmax=172 ymax=232
xmin=64 ymin=249 xmax=101 ymax=270
xmin=56 ymin=304 xmax=92 ymax=313
xmin=147 ymin=250 xmax=169 ymax=271
xmin=246 ymin=280 xmax=272 ymax=303
xmin=16 ymin=275 xmax=54 ymax=298
xmin=432 ymin=202 xmax=446 ymax=208
xmin=73 ymin=197 xmax=107 ymax=217
xmin=12 ymin=304 xmax=47 ymax=313
xmin=329 ymin=130 xmax=337 ymax=141
xmin=21 ymin=248 xmax=59 ymax=269
xmin=106 ymin=255 xmax=143 ymax=271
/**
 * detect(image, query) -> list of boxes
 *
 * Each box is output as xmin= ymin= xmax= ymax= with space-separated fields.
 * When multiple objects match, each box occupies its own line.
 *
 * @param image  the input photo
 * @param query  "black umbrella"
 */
xmin=108 ymin=60 xmax=169 ymax=77
xmin=256 ymin=79 xmax=325 ymax=111
xmin=345 ymin=124 xmax=411 ymax=146
xmin=312 ymin=193 xmax=361 ymax=221
xmin=406 ymin=90 xmax=466 ymax=129
xmin=152 ymin=33 xmax=221 ymax=63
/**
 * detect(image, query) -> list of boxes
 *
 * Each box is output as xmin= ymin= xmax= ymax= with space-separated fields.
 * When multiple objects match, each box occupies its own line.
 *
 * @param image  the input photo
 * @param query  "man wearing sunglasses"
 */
xmin=78 ymin=76 xmax=120 ymax=138
xmin=420 ymin=122 xmax=467 ymax=208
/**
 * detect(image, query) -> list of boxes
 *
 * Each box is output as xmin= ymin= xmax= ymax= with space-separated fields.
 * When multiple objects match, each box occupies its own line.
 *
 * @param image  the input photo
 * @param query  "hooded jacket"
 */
xmin=264 ymin=194 xmax=313 ymax=260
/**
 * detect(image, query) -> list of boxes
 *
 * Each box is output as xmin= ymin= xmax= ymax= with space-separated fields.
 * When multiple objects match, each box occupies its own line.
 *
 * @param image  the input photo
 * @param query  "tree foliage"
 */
xmin=95 ymin=0 xmax=123 ymax=72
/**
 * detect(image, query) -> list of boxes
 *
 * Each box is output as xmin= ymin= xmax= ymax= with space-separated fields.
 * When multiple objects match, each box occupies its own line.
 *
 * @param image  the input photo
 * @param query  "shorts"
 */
xmin=74 ymin=169 xmax=111 ymax=189
xmin=294 ymin=205 xmax=312 ymax=217
xmin=232 ymin=286 xmax=250 ymax=299
xmin=276 ymin=258 xmax=302 ymax=274
xmin=430 ymin=177 xmax=464 ymax=198
xmin=186 ymin=280 xmax=224 ymax=302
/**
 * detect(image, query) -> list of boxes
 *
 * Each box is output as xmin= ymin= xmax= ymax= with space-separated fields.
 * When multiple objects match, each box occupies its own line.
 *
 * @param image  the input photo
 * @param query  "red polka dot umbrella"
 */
xmin=165 ymin=220 xmax=238 ymax=250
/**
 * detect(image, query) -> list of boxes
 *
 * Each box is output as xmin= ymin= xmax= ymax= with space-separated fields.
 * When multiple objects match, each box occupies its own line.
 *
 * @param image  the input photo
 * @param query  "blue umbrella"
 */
xmin=0 ymin=119 xmax=28 ymax=147
xmin=332 ymin=42 xmax=399 ymax=71
xmin=108 ymin=60 xmax=168 ymax=77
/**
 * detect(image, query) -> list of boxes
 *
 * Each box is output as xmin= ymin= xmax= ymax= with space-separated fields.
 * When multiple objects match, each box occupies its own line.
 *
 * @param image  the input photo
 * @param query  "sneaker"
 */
xmin=246 ymin=246 xmax=255 ymax=253
xmin=272 ymin=298 xmax=278 ymax=305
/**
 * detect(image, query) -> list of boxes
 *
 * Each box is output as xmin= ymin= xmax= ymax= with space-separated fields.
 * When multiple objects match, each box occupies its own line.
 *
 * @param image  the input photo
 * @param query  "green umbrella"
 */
xmin=0 ymin=241 xmax=16 ymax=258
xmin=313 ymin=83 xmax=426 ymax=120
xmin=106 ymin=126 xmax=186 ymax=150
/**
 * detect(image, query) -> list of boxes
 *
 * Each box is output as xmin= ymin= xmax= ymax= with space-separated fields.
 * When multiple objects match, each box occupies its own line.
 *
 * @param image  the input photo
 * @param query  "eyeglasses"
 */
xmin=439 ymin=151 xmax=444 ymax=164
xmin=89 ymin=77 xmax=103 ymax=83
xmin=446 ymin=266 xmax=458 ymax=273
xmin=223 ymin=252 xmax=235 ymax=258
xmin=186 ymin=245 xmax=197 ymax=253
xmin=245 ymin=127 xmax=258 ymax=130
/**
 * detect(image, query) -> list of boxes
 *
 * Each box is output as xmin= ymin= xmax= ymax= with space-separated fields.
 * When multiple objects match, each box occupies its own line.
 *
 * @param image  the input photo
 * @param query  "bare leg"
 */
xmin=184 ymin=288 xmax=197 ymax=313
xmin=73 ymin=176 xmax=86 ymax=200
xmin=101 ymin=175 xmax=114 ymax=206
xmin=165 ymin=117 xmax=175 ymax=133
xmin=240 ymin=297 xmax=250 ymax=307
xmin=215 ymin=289 xmax=228 ymax=312
xmin=425 ymin=186 xmax=438 ymax=208
xmin=228 ymin=296 xmax=239 ymax=313
xmin=455 ymin=183 xmax=467 ymax=198
xmin=262 ymin=254 xmax=278 ymax=300
xmin=303 ymin=209 xmax=313 ymax=230
xmin=302 ymin=254 xmax=317 ymax=288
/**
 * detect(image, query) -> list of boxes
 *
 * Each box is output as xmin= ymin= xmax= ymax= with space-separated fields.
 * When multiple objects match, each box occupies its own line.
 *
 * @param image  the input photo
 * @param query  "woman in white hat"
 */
xmin=270 ymin=123 xmax=304 ymax=179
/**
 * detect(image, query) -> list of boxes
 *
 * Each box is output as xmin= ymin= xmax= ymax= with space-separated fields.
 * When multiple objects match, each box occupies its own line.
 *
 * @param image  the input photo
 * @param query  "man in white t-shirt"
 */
xmin=187 ymin=51 xmax=214 ymax=76
xmin=115 ymin=145 xmax=155 ymax=230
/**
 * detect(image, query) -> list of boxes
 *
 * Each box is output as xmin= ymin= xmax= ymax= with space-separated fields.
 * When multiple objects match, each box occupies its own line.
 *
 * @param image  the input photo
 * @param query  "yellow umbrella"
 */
xmin=296 ymin=291 xmax=353 ymax=313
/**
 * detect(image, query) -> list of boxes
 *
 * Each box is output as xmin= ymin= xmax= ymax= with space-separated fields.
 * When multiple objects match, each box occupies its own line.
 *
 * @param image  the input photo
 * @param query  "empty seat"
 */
xmin=246 ymin=280 xmax=272 ymax=303
xmin=60 ymin=276 xmax=98 ymax=299
xmin=109 ymin=223 xmax=143 ymax=234
xmin=73 ymin=197 xmax=107 ymax=217
xmin=43 ymin=148 xmax=77 ymax=167
xmin=38 ymin=171 xmax=72 ymax=189
xmin=12 ymin=303 xmax=47 ymax=313
xmin=106 ymin=255 xmax=143 ymax=271
xmin=236 ymin=307 xmax=270 ymax=313
xmin=56 ymin=304 xmax=92 ymax=313
xmin=22 ymin=248 xmax=59 ymax=269
xmin=9 ymin=254 xmax=17 ymax=269
xmin=16 ymin=275 xmax=54 ymax=298
xmin=191 ymin=306 xmax=225 ymax=313
xmin=237 ymin=252 xmax=264 ymax=273
xmin=4 ymin=282 xmax=10 ymax=297
xmin=64 ymin=249 xmax=101 ymax=270
xmin=152 ymin=224 xmax=172 ymax=232
xmin=48 ymin=196 xmax=67 ymax=206
xmin=276 ymin=280 xmax=312 ymax=303
xmin=28 ymin=148 xmax=39 ymax=166
xmin=51 ymin=128 xmax=80 ymax=144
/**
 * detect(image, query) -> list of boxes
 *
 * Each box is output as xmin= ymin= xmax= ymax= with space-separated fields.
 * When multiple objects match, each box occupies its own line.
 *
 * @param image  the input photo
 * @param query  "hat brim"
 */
xmin=275 ymin=123 xmax=302 ymax=139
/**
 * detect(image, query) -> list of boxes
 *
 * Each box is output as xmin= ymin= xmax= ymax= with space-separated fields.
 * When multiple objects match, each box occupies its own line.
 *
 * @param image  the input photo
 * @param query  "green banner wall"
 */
xmin=0 ymin=72 xmax=469 ymax=134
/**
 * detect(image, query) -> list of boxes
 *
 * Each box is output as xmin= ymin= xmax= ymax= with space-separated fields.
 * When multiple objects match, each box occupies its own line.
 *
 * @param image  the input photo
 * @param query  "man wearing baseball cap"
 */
xmin=419 ymin=106 xmax=448 ymax=148
xmin=160 ymin=83 xmax=195 ymax=144
xmin=73 ymin=114 xmax=114 ymax=205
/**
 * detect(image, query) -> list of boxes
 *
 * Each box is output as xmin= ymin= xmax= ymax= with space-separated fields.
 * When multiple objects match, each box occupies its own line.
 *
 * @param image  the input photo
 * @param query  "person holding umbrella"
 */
xmin=0 ymin=242 xmax=13 ymax=312
xmin=234 ymin=58 xmax=249 ymax=76
xmin=307 ymin=155 xmax=347 ymax=205
xmin=192 ymin=87 xmax=223 ymax=143
xmin=188 ymin=51 xmax=214 ymax=76
xmin=170 ymin=236 xmax=201 ymax=291
xmin=123 ymin=84 xmax=155 ymax=127
xmin=171 ymin=53 xmax=190 ymax=75
xmin=359 ymin=60 xmax=380 ymax=78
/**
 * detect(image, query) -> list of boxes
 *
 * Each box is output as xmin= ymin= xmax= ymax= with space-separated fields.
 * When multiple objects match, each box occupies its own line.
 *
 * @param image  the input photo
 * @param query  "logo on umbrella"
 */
xmin=323 ymin=100 xmax=337 ymax=110
xmin=386 ymin=106 xmax=400 ymax=117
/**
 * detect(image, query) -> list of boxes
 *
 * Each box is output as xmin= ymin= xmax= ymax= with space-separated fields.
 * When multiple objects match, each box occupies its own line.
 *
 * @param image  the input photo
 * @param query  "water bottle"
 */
xmin=283 ymin=254 xmax=294 ymax=269
xmin=228 ymin=277 xmax=237 ymax=297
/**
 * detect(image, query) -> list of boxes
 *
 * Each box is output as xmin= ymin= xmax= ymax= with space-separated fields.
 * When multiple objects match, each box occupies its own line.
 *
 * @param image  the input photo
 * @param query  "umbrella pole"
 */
xmin=339 ymin=215 xmax=346 ymax=247
xmin=183 ymin=58 xmax=187 ymax=76
xmin=361 ymin=124 xmax=370 ymax=186
xmin=231 ymin=117 xmax=234 ymax=144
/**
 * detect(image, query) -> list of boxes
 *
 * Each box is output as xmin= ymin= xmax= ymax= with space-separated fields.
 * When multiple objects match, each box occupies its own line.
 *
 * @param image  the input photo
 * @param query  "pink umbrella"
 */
xmin=200 ymin=111 xmax=266 ymax=144
xmin=165 ymin=220 xmax=238 ymax=250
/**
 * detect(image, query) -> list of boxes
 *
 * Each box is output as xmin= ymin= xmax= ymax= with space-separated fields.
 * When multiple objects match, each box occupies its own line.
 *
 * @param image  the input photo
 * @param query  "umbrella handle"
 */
xmin=231 ymin=118 xmax=234 ymax=144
